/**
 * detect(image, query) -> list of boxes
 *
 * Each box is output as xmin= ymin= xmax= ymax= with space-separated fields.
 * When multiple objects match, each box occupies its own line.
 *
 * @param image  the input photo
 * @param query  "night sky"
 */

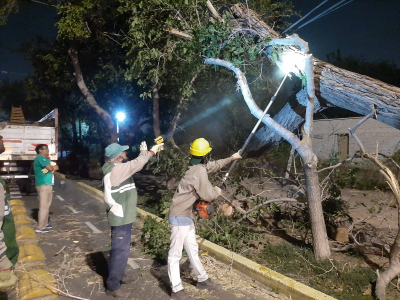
xmin=0 ymin=0 xmax=399 ymax=82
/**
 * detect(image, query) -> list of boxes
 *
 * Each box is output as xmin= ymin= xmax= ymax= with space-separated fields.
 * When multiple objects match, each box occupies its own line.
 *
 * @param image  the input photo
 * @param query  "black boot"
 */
xmin=171 ymin=290 xmax=192 ymax=299
xmin=105 ymin=288 xmax=130 ymax=299
xmin=196 ymin=278 xmax=222 ymax=291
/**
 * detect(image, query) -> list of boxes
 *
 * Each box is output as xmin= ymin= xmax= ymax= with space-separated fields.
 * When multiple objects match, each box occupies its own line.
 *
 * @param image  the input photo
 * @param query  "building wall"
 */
xmin=312 ymin=117 xmax=400 ymax=161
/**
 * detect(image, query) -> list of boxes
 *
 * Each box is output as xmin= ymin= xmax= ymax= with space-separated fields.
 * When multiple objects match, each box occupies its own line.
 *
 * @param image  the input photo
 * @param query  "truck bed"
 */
xmin=0 ymin=124 xmax=57 ymax=160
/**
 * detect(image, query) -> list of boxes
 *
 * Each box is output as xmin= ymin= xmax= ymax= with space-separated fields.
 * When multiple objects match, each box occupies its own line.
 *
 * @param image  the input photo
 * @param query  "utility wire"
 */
xmin=281 ymin=0 xmax=329 ymax=35
xmin=297 ymin=0 xmax=354 ymax=30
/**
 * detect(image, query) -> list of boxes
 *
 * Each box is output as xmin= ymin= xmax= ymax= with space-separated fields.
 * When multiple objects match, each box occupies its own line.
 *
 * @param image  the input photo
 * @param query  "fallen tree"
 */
xmin=227 ymin=4 xmax=400 ymax=154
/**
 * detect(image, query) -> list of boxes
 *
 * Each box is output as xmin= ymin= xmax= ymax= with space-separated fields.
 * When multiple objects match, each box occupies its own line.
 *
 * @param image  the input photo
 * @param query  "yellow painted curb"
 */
xmin=76 ymin=182 xmax=104 ymax=202
xmin=18 ymin=244 xmax=45 ymax=263
xmin=16 ymin=226 xmax=36 ymax=240
xmin=11 ymin=205 xmax=27 ymax=215
xmin=18 ymin=269 xmax=57 ymax=300
xmin=9 ymin=199 xmax=25 ymax=206
xmin=13 ymin=214 xmax=31 ymax=226
xmin=77 ymin=181 xmax=336 ymax=300
xmin=7 ymin=185 xmax=57 ymax=299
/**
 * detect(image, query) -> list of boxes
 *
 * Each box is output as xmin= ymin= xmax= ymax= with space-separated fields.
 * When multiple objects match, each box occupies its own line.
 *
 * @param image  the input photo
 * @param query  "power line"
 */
xmin=281 ymin=0 xmax=329 ymax=35
xmin=282 ymin=0 xmax=355 ymax=34
xmin=297 ymin=0 xmax=355 ymax=30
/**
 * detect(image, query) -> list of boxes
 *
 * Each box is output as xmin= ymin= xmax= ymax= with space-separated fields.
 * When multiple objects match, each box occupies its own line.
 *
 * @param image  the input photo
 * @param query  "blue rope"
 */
xmin=281 ymin=0 xmax=329 ymax=35
xmin=297 ymin=0 xmax=355 ymax=30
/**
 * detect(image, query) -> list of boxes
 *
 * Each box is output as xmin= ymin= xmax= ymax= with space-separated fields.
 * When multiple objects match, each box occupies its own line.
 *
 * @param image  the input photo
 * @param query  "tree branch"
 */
xmin=203 ymin=57 xmax=302 ymax=152
xmin=165 ymin=28 xmax=193 ymax=40
xmin=244 ymin=198 xmax=298 ymax=215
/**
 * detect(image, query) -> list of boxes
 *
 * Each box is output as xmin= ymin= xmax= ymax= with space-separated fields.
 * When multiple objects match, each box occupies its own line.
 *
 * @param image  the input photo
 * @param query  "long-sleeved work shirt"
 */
xmin=169 ymin=158 xmax=231 ymax=220
xmin=103 ymin=150 xmax=154 ymax=226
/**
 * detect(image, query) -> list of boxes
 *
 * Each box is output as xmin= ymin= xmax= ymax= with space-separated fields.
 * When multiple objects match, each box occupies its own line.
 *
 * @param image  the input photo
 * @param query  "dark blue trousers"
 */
xmin=106 ymin=223 xmax=132 ymax=291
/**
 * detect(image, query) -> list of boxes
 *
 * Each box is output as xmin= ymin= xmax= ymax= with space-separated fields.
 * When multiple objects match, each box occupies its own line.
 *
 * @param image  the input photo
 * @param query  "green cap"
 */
xmin=105 ymin=143 xmax=129 ymax=159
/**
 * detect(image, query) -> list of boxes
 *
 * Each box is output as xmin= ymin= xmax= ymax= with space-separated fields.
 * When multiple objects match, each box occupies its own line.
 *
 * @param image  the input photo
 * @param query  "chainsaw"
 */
xmin=193 ymin=200 xmax=215 ymax=219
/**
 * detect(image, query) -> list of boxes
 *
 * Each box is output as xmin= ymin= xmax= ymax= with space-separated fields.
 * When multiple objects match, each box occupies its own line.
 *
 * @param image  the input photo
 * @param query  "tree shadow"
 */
xmin=270 ymin=225 xmax=313 ymax=250
xmin=85 ymin=251 xmax=110 ymax=288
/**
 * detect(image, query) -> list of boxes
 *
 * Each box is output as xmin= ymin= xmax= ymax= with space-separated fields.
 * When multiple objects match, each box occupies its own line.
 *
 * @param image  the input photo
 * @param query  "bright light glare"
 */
xmin=279 ymin=51 xmax=306 ymax=75
xmin=116 ymin=111 xmax=126 ymax=122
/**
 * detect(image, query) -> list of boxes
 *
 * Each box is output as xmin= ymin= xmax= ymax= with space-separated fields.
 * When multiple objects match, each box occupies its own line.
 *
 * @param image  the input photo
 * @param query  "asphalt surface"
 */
xmin=8 ymin=176 xmax=278 ymax=300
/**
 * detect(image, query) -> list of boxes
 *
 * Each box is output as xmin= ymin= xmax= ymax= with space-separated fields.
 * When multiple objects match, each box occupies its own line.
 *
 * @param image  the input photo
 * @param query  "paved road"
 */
xmin=11 ymin=176 xmax=278 ymax=300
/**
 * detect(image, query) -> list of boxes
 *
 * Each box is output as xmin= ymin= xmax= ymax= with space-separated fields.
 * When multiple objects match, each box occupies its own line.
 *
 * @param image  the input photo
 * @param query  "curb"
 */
xmin=77 ymin=181 xmax=336 ymax=300
xmin=8 ymin=193 xmax=58 ymax=300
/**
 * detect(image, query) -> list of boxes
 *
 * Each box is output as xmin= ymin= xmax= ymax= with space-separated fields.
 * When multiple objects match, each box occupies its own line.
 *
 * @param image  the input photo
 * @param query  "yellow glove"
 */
xmin=0 ymin=269 xmax=17 ymax=291
xmin=150 ymin=143 xmax=164 ymax=153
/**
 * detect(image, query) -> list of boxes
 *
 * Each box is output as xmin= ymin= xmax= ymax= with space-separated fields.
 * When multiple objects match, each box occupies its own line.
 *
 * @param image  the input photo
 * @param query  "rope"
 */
xmin=297 ymin=0 xmax=355 ymax=30
xmin=281 ymin=0 xmax=329 ymax=35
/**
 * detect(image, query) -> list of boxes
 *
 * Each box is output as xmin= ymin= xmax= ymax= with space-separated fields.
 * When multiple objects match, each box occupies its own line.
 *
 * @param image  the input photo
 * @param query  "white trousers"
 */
xmin=168 ymin=223 xmax=208 ymax=292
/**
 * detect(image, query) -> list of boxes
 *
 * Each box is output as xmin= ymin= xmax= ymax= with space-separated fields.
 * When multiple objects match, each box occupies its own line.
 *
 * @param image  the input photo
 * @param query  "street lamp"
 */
xmin=116 ymin=111 xmax=126 ymax=142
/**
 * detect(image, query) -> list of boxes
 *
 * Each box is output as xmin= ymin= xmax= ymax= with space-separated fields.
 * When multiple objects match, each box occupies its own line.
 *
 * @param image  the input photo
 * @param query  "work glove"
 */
xmin=150 ymin=143 xmax=164 ymax=153
xmin=214 ymin=186 xmax=222 ymax=197
xmin=231 ymin=151 xmax=242 ymax=161
xmin=42 ymin=162 xmax=57 ymax=174
xmin=0 ymin=268 xmax=17 ymax=291
xmin=139 ymin=141 xmax=147 ymax=151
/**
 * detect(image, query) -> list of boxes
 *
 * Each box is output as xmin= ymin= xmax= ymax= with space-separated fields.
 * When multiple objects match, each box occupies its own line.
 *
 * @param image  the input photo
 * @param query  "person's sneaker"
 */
xmin=35 ymin=228 xmax=50 ymax=233
xmin=46 ymin=224 xmax=53 ymax=229
xmin=105 ymin=289 xmax=130 ymax=299
xmin=171 ymin=290 xmax=192 ymax=299
xmin=196 ymin=278 xmax=222 ymax=291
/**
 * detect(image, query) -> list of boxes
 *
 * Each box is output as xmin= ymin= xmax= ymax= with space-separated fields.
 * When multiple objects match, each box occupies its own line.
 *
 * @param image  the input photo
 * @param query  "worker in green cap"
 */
xmin=103 ymin=141 xmax=163 ymax=298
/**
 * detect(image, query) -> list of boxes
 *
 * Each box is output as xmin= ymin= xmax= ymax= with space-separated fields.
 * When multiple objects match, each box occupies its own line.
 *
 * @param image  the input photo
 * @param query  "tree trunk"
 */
xmin=375 ymin=228 xmax=400 ymax=300
xmin=230 ymin=4 xmax=400 ymax=153
xmin=152 ymin=84 xmax=161 ymax=138
xmin=167 ymin=73 xmax=198 ymax=141
xmin=303 ymin=159 xmax=331 ymax=259
xmin=205 ymin=52 xmax=331 ymax=259
xmin=68 ymin=45 xmax=118 ymax=143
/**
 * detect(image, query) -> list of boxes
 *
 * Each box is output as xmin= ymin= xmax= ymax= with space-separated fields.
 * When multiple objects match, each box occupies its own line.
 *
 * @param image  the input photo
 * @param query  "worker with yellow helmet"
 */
xmin=168 ymin=138 xmax=241 ymax=299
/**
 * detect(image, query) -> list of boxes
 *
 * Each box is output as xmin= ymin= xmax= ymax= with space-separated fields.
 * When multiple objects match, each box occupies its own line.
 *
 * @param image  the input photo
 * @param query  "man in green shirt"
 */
xmin=103 ymin=141 xmax=163 ymax=298
xmin=33 ymin=144 xmax=59 ymax=233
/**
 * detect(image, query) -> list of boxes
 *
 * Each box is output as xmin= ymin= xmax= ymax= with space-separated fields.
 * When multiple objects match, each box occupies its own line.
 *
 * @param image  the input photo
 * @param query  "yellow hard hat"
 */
xmin=190 ymin=138 xmax=212 ymax=157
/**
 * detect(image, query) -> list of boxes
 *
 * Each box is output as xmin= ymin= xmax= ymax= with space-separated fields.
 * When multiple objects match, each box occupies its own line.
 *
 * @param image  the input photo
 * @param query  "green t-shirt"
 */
xmin=34 ymin=154 xmax=54 ymax=186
